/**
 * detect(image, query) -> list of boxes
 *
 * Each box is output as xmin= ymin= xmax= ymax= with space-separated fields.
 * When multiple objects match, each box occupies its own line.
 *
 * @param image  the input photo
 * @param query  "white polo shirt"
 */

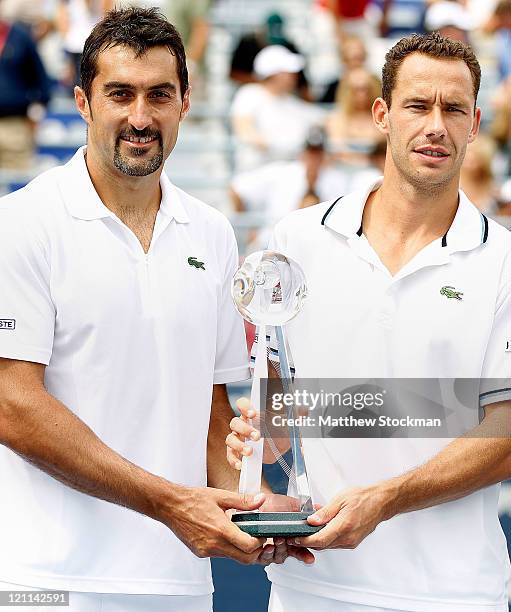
xmin=0 ymin=147 xmax=250 ymax=595
xmin=265 ymin=178 xmax=511 ymax=611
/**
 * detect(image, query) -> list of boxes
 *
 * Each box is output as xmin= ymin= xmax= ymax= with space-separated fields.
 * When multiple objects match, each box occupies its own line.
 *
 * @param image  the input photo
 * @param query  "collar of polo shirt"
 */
xmin=321 ymin=177 xmax=489 ymax=255
xmin=58 ymin=146 xmax=190 ymax=224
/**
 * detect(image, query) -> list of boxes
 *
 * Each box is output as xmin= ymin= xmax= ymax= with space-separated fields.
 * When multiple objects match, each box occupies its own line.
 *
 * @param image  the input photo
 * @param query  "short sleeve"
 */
xmin=479 ymin=272 xmax=511 ymax=407
xmin=213 ymin=224 xmax=250 ymax=384
xmin=0 ymin=210 xmax=55 ymax=365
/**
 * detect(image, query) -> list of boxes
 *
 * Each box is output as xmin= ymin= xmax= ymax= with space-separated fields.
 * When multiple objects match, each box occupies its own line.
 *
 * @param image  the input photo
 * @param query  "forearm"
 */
xmin=208 ymin=384 xmax=243 ymax=491
xmin=296 ymin=405 xmax=511 ymax=551
xmin=0 ymin=388 xmax=178 ymax=523
xmin=379 ymin=404 xmax=511 ymax=520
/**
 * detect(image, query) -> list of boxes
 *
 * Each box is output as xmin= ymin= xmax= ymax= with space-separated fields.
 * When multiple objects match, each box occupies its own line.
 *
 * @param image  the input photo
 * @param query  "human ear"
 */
xmin=372 ymin=97 xmax=389 ymax=135
xmin=467 ymin=107 xmax=481 ymax=144
xmin=74 ymin=86 xmax=93 ymax=124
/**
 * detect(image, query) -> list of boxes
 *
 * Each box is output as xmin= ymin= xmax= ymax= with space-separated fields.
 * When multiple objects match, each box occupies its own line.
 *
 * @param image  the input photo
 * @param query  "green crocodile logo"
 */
xmin=440 ymin=286 xmax=463 ymax=301
xmin=188 ymin=256 xmax=205 ymax=270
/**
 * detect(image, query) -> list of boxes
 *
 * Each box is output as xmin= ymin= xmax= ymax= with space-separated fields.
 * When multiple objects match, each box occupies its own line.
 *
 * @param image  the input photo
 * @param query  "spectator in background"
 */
xmin=485 ymin=0 xmax=511 ymax=83
xmin=162 ymin=0 xmax=210 ymax=87
xmin=316 ymin=0 xmax=376 ymax=41
xmin=320 ymin=35 xmax=368 ymax=103
xmin=424 ymin=0 xmax=473 ymax=42
xmin=231 ymin=128 xmax=347 ymax=214
xmin=490 ymin=75 xmax=511 ymax=175
xmin=326 ymin=67 xmax=383 ymax=165
xmin=0 ymin=5 xmax=50 ymax=169
xmin=231 ymin=128 xmax=348 ymax=250
xmin=349 ymin=139 xmax=387 ymax=191
xmin=375 ymin=0 xmax=426 ymax=39
xmin=56 ymin=0 xmax=113 ymax=90
xmin=0 ymin=0 xmax=53 ymax=41
xmin=229 ymin=13 xmax=311 ymax=101
xmin=460 ymin=135 xmax=499 ymax=215
xmin=230 ymin=45 xmax=324 ymax=171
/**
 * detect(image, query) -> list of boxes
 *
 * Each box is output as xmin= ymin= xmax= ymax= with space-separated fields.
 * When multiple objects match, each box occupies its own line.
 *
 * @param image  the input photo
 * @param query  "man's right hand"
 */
xmin=163 ymin=485 xmax=267 ymax=564
xmin=226 ymin=397 xmax=287 ymax=467
xmin=164 ymin=485 xmax=316 ymax=566
xmin=226 ymin=398 xmax=259 ymax=470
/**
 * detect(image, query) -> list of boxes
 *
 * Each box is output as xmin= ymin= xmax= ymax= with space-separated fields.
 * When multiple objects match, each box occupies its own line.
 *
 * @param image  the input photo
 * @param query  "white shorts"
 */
xmin=0 ymin=581 xmax=212 ymax=612
xmin=269 ymin=584 xmax=401 ymax=612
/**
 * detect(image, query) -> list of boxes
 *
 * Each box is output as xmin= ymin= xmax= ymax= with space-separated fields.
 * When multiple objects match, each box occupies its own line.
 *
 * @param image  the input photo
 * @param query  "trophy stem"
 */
xmin=275 ymin=325 xmax=314 ymax=513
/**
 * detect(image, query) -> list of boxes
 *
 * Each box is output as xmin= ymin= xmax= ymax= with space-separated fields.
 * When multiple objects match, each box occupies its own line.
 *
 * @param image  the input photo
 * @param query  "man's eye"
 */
xmin=151 ymin=91 xmax=171 ymax=99
xmin=110 ymin=91 xmax=129 ymax=98
xmin=447 ymin=107 xmax=464 ymax=113
xmin=408 ymin=105 xmax=426 ymax=110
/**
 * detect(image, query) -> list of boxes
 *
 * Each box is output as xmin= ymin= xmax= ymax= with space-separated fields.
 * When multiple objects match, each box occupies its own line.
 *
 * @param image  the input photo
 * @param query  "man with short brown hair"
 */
xmin=227 ymin=32 xmax=511 ymax=611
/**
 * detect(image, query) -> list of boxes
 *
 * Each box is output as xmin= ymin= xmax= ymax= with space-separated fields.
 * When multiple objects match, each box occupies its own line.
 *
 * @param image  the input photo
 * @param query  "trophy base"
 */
xmin=232 ymin=511 xmax=323 ymax=537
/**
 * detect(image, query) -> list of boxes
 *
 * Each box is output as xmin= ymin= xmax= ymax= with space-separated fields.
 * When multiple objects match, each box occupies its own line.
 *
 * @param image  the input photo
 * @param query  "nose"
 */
xmin=424 ymin=106 xmax=446 ymax=140
xmin=128 ymin=95 xmax=152 ymax=131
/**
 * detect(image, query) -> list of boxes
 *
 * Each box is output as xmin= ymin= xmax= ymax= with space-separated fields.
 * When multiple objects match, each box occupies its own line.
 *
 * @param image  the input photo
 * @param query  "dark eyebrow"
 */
xmin=402 ymin=97 xmax=430 ymax=105
xmin=103 ymin=81 xmax=177 ymax=93
xmin=444 ymin=100 xmax=469 ymax=108
xmin=148 ymin=82 xmax=177 ymax=92
xmin=103 ymin=81 xmax=134 ymax=91
xmin=402 ymin=96 xmax=470 ymax=108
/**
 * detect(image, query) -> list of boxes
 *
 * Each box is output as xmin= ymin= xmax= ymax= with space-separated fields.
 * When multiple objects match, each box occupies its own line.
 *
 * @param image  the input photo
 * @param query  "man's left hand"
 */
xmin=256 ymin=538 xmax=316 ymax=566
xmin=253 ymin=493 xmax=316 ymax=565
xmin=287 ymin=486 xmax=391 ymax=551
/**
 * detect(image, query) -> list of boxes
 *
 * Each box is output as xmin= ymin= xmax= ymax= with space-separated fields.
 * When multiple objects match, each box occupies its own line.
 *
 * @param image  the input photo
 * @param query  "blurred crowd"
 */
xmin=2 ymin=0 xmax=511 ymax=248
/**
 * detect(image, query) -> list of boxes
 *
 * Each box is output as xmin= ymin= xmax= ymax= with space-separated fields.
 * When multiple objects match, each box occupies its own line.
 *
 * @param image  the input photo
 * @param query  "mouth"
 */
xmin=119 ymin=134 xmax=160 ymax=149
xmin=413 ymin=147 xmax=450 ymax=163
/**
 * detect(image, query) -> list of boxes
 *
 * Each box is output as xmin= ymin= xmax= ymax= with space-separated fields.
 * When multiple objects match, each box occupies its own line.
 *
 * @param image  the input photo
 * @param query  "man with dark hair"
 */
xmin=227 ymin=32 xmax=511 ymax=611
xmin=0 ymin=7 xmax=310 ymax=612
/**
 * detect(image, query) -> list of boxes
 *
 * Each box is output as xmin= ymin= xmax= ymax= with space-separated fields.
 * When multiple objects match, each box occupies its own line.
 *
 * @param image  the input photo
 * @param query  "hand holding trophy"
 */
xmin=230 ymin=250 xmax=323 ymax=538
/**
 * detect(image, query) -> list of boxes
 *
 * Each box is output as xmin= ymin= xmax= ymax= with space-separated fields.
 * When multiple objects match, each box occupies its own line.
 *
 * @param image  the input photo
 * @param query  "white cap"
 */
xmin=254 ymin=45 xmax=305 ymax=79
xmin=425 ymin=1 xmax=474 ymax=32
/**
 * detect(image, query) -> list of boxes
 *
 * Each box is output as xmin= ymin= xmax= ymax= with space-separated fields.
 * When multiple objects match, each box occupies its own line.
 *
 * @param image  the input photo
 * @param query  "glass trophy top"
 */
xmin=232 ymin=250 xmax=307 ymax=326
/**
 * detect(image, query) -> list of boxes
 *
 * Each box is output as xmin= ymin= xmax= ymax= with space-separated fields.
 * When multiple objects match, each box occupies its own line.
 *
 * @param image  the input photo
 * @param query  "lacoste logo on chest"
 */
xmin=440 ymin=286 xmax=463 ymax=301
xmin=187 ymin=256 xmax=205 ymax=270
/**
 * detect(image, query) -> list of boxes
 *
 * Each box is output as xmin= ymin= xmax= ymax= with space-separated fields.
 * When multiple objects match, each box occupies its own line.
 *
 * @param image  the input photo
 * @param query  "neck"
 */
xmin=263 ymin=81 xmax=286 ymax=96
xmin=84 ymin=145 xmax=162 ymax=220
xmin=364 ymin=158 xmax=460 ymax=243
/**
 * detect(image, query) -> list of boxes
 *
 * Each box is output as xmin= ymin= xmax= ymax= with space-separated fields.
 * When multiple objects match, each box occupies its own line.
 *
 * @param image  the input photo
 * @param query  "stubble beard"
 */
xmin=113 ymin=135 xmax=164 ymax=177
xmin=390 ymin=140 xmax=464 ymax=196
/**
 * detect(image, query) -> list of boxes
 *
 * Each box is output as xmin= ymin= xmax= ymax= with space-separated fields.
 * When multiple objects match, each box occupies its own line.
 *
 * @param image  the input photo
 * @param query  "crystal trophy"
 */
xmin=230 ymin=250 xmax=322 ymax=537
